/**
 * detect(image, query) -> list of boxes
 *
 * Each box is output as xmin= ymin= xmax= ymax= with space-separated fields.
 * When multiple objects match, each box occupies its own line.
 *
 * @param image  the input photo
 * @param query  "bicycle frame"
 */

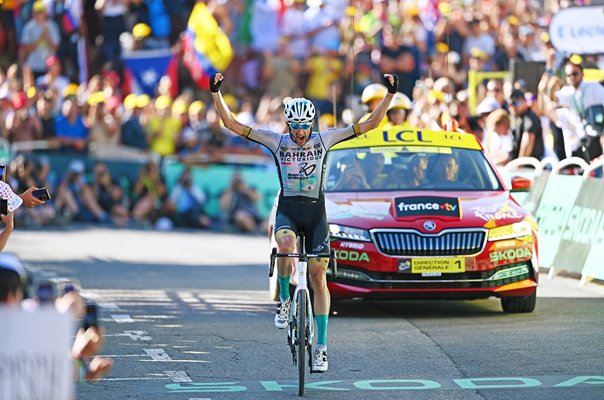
xmin=269 ymin=233 xmax=338 ymax=383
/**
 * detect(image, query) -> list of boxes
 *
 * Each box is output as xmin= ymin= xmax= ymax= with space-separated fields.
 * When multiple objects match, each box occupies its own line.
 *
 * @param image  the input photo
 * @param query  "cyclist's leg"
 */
xmin=274 ymin=212 xmax=298 ymax=300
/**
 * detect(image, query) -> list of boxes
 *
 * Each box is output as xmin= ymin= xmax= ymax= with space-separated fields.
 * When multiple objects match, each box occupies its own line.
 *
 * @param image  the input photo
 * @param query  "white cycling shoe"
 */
xmin=312 ymin=348 xmax=328 ymax=372
xmin=274 ymin=298 xmax=290 ymax=329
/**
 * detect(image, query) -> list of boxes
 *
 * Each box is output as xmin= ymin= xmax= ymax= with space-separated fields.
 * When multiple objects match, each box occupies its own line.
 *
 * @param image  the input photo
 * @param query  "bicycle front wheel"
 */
xmin=296 ymin=293 xmax=306 ymax=396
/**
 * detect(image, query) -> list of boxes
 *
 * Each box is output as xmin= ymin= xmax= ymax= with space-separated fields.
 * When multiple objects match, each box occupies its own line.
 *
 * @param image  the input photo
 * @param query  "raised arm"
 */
xmin=355 ymin=74 xmax=398 ymax=135
xmin=210 ymin=73 xmax=250 ymax=136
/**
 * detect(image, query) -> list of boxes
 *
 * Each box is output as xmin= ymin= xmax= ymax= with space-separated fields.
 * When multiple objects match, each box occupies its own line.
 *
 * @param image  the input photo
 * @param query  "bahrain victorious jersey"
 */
xmin=247 ymin=126 xmax=355 ymax=199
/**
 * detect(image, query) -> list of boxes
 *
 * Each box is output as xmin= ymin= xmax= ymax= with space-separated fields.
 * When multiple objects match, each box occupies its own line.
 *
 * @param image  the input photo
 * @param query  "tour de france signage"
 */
xmin=549 ymin=6 xmax=604 ymax=54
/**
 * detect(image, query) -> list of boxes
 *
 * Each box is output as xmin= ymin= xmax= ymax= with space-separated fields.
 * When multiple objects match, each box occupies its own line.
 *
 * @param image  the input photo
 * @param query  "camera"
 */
xmin=32 ymin=187 xmax=51 ymax=201
xmin=82 ymin=303 xmax=98 ymax=330
xmin=0 ymin=199 xmax=7 ymax=215
xmin=0 ymin=165 xmax=5 ymax=182
xmin=37 ymin=281 xmax=55 ymax=304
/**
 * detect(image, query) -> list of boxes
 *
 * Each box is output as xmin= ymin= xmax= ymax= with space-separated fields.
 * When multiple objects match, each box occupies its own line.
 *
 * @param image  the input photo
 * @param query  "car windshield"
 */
xmin=324 ymin=146 xmax=503 ymax=192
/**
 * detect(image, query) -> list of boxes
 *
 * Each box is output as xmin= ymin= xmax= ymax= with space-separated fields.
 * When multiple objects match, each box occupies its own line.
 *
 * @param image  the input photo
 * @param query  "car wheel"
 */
xmin=501 ymin=292 xmax=536 ymax=313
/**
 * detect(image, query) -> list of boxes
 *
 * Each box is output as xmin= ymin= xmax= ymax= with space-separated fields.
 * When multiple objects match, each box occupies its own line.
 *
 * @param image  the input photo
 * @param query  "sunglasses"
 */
xmin=289 ymin=123 xmax=311 ymax=130
xmin=566 ymin=72 xmax=580 ymax=78
xmin=511 ymin=99 xmax=523 ymax=107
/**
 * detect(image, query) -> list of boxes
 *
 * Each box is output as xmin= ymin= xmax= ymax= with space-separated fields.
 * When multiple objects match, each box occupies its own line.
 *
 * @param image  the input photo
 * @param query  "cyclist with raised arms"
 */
xmin=210 ymin=72 xmax=398 ymax=372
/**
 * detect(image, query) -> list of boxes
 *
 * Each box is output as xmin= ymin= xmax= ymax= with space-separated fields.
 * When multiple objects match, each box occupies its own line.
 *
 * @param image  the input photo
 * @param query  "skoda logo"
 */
xmin=423 ymin=221 xmax=436 ymax=231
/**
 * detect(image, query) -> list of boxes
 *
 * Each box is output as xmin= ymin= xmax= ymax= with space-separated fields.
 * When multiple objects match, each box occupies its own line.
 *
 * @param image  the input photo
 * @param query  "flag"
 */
xmin=183 ymin=2 xmax=233 ymax=90
xmin=122 ymin=49 xmax=173 ymax=96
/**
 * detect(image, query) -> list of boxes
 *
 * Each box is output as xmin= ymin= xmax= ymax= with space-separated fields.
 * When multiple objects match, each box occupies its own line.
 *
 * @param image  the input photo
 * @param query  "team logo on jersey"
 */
xmin=299 ymin=162 xmax=317 ymax=177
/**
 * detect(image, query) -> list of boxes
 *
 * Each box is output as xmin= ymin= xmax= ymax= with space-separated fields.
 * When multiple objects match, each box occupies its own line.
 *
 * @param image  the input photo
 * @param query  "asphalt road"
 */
xmin=8 ymin=227 xmax=604 ymax=400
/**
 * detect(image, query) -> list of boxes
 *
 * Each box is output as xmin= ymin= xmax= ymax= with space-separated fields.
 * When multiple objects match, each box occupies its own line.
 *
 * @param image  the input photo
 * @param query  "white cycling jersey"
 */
xmin=247 ymin=126 xmax=355 ymax=199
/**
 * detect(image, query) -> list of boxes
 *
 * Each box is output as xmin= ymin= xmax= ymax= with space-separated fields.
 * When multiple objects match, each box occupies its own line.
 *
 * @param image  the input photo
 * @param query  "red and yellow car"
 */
xmin=270 ymin=128 xmax=539 ymax=313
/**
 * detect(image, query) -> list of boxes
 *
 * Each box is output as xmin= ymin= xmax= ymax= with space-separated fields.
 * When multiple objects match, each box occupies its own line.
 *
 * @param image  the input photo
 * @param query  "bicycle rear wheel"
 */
xmin=296 ymin=293 xmax=306 ymax=396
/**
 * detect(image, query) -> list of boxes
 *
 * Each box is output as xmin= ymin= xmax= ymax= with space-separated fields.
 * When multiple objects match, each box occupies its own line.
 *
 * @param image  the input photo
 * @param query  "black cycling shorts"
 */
xmin=274 ymin=195 xmax=330 ymax=255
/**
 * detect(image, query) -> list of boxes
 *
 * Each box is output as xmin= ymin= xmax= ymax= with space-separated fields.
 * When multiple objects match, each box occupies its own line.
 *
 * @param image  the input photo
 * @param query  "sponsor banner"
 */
xmin=522 ymin=171 xmax=550 ymax=216
xmin=394 ymin=196 xmax=461 ymax=218
xmin=549 ymin=6 xmax=604 ymax=54
xmin=565 ymin=178 xmax=604 ymax=280
xmin=533 ymin=174 xmax=583 ymax=268
xmin=552 ymin=177 xmax=604 ymax=274
xmin=0 ymin=307 xmax=74 ymax=400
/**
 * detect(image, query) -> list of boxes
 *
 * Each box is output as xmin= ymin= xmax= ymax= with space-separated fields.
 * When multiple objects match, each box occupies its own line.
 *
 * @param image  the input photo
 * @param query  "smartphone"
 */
xmin=0 ymin=165 xmax=5 ymax=182
xmin=32 ymin=187 xmax=51 ymax=201
xmin=82 ymin=303 xmax=98 ymax=330
xmin=37 ymin=281 xmax=54 ymax=304
xmin=0 ymin=199 xmax=7 ymax=215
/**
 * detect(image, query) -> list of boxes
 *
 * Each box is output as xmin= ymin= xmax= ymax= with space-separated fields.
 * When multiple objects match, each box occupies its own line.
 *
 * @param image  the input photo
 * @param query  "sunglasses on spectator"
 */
xmin=566 ymin=72 xmax=580 ymax=78
xmin=289 ymin=123 xmax=311 ymax=130
xmin=511 ymin=99 xmax=523 ymax=106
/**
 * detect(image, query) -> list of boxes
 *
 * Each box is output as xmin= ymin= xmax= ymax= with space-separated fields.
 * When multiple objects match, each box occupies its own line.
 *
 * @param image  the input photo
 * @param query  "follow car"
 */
xmin=270 ymin=128 xmax=539 ymax=313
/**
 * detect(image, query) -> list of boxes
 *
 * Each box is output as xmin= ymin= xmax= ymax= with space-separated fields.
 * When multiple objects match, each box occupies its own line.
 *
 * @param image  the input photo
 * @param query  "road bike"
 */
xmin=269 ymin=232 xmax=337 ymax=396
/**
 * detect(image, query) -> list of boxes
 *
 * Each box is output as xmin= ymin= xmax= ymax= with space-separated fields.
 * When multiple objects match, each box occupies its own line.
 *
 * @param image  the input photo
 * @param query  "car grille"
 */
xmin=372 ymin=229 xmax=487 ymax=257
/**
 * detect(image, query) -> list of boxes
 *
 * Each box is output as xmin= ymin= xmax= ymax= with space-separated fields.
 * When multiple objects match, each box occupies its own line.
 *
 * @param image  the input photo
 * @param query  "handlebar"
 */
xmin=269 ymin=247 xmax=337 ymax=278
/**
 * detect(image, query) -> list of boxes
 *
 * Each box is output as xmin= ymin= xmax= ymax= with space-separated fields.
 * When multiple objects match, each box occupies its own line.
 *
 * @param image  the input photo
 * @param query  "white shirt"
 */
xmin=556 ymin=81 xmax=604 ymax=118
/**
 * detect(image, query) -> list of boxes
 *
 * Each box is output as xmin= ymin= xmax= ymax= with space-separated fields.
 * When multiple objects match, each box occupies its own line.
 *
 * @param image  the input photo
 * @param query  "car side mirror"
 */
xmin=510 ymin=175 xmax=532 ymax=192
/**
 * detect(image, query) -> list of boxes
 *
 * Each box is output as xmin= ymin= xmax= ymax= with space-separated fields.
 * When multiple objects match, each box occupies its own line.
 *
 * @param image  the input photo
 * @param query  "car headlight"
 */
xmin=488 ymin=221 xmax=532 ymax=241
xmin=329 ymin=224 xmax=371 ymax=242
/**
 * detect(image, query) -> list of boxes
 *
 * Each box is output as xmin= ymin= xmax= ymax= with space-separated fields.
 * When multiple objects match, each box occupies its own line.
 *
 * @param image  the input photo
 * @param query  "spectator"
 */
xmin=146 ymin=95 xmax=181 ymax=157
xmin=167 ymin=168 xmax=211 ymax=229
xmin=90 ymin=161 xmax=130 ymax=226
xmin=400 ymin=154 xmax=428 ymax=189
xmin=131 ymin=161 xmax=168 ymax=224
xmin=0 ymin=254 xmax=26 ymax=303
xmin=95 ymin=0 xmax=128 ymax=65
xmin=484 ymin=108 xmax=514 ymax=166
xmin=378 ymin=24 xmax=419 ymax=99
xmin=304 ymin=48 xmax=343 ymax=115
xmin=5 ymin=92 xmax=43 ymax=143
xmin=0 ymin=211 xmax=14 ymax=252
xmin=87 ymin=92 xmax=121 ymax=147
xmin=433 ymin=154 xmax=460 ymax=183
xmin=509 ymin=89 xmax=545 ymax=160
xmin=121 ymin=94 xmax=150 ymax=150
xmin=35 ymin=56 xmax=70 ymax=111
xmin=55 ymin=159 xmax=110 ymax=223
xmin=219 ymin=170 xmax=263 ymax=233
xmin=36 ymin=91 xmax=57 ymax=139
xmin=385 ymin=92 xmax=412 ymax=128
xmin=553 ymin=59 xmax=604 ymax=162
xmin=20 ymin=2 xmax=61 ymax=79
xmin=54 ymin=97 xmax=89 ymax=152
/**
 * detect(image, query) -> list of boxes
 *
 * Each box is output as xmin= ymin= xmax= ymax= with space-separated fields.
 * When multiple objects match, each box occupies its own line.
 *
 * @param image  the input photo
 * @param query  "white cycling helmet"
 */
xmin=284 ymin=98 xmax=315 ymax=124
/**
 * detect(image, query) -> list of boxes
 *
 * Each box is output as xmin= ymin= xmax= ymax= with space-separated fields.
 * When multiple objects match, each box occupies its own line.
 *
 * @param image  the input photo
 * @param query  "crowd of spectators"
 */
xmin=0 ymin=0 xmax=602 ymax=231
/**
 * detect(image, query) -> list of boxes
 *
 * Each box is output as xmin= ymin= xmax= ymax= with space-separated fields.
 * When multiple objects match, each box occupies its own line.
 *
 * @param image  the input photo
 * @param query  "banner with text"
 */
xmin=0 ymin=307 xmax=74 ymax=400
xmin=549 ymin=6 xmax=604 ymax=54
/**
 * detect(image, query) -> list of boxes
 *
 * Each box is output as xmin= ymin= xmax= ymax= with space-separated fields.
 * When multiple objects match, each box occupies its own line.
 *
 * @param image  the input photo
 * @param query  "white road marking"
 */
xmin=165 ymin=371 xmax=192 ymax=382
xmin=123 ymin=330 xmax=152 ymax=341
xmin=144 ymin=348 xmax=172 ymax=361
xmin=111 ymin=314 xmax=134 ymax=323
xmin=98 ymin=302 xmax=120 ymax=310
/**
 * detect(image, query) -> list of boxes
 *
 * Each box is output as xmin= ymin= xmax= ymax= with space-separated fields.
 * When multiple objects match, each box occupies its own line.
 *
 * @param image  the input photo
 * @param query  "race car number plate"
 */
xmin=412 ymin=257 xmax=466 ymax=273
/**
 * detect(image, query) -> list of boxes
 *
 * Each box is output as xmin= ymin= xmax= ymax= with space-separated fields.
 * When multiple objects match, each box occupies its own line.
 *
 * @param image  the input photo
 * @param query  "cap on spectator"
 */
xmin=435 ymin=42 xmax=449 ymax=54
xmin=476 ymin=97 xmax=500 ymax=115
xmin=12 ymin=92 xmax=28 ymax=109
xmin=68 ymin=159 xmax=85 ymax=174
xmin=319 ymin=113 xmax=335 ymax=127
xmin=438 ymin=2 xmax=450 ymax=17
xmin=509 ymin=89 xmax=526 ymax=102
xmin=361 ymin=83 xmax=387 ymax=104
xmin=540 ymin=32 xmax=551 ymax=44
xmin=507 ymin=15 xmax=520 ymax=26
xmin=26 ymin=87 xmax=37 ymax=99
xmin=569 ymin=54 xmax=583 ymax=65
xmin=103 ymin=70 xmax=120 ymax=86
xmin=88 ymin=91 xmax=106 ymax=106
xmin=427 ymin=89 xmax=445 ymax=104
xmin=388 ymin=92 xmax=412 ymax=110
xmin=171 ymin=99 xmax=187 ymax=115
xmin=155 ymin=95 xmax=172 ymax=110
xmin=46 ymin=55 xmax=59 ymax=68
xmin=0 ymin=253 xmax=27 ymax=284
xmin=136 ymin=94 xmax=151 ymax=108
xmin=32 ymin=1 xmax=46 ymax=13
xmin=133 ymin=23 xmax=151 ymax=39
xmin=405 ymin=6 xmax=420 ymax=16
xmin=189 ymin=100 xmax=205 ymax=114
xmin=63 ymin=83 xmax=79 ymax=97
xmin=448 ymin=51 xmax=461 ymax=65
xmin=470 ymin=47 xmax=489 ymax=61
xmin=124 ymin=94 xmax=137 ymax=109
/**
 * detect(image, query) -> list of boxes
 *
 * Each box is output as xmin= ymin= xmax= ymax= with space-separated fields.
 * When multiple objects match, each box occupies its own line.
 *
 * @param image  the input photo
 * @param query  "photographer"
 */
xmin=219 ymin=171 xmax=263 ymax=233
xmin=550 ymin=59 xmax=604 ymax=162
xmin=0 ymin=254 xmax=113 ymax=382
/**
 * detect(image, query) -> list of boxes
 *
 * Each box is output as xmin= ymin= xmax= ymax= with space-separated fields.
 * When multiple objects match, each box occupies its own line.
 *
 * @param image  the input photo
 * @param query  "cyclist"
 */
xmin=210 ymin=72 xmax=398 ymax=372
